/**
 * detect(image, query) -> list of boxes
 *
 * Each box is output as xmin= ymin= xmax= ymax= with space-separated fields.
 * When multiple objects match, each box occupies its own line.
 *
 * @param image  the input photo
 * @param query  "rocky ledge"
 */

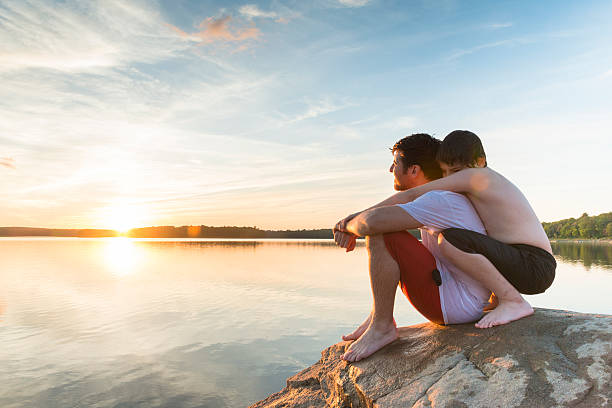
xmin=250 ymin=308 xmax=611 ymax=408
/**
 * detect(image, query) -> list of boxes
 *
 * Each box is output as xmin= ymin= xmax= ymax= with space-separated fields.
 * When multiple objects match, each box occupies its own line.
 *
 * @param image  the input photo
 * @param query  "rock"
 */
xmin=250 ymin=308 xmax=611 ymax=408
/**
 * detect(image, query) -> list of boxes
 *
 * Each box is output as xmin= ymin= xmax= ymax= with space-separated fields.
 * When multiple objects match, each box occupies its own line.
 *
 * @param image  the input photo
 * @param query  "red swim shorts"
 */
xmin=383 ymin=231 xmax=444 ymax=325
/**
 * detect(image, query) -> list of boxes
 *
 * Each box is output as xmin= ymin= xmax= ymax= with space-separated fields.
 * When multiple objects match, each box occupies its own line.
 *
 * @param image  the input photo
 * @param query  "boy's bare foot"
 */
xmin=483 ymin=293 xmax=499 ymax=311
xmin=341 ymin=321 xmax=398 ymax=362
xmin=342 ymin=312 xmax=372 ymax=341
xmin=475 ymin=299 xmax=533 ymax=328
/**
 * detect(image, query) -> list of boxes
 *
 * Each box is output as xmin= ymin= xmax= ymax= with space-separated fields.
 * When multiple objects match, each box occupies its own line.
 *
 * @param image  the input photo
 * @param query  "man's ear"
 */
xmin=411 ymin=164 xmax=420 ymax=176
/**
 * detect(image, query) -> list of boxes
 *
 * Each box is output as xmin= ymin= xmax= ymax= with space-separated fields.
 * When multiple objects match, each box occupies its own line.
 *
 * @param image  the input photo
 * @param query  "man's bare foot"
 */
xmin=342 ymin=312 xmax=372 ymax=341
xmin=483 ymin=293 xmax=499 ymax=311
xmin=475 ymin=299 xmax=533 ymax=328
xmin=341 ymin=321 xmax=398 ymax=362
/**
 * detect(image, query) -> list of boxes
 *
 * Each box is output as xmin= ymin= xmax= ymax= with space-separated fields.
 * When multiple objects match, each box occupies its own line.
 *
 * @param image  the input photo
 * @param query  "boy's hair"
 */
xmin=437 ymin=130 xmax=488 ymax=167
xmin=391 ymin=133 xmax=443 ymax=180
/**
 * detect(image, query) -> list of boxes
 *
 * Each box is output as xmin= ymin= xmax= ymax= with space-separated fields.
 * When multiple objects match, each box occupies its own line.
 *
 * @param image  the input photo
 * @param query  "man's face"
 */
xmin=390 ymin=151 xmax=416 ymax=191
xmin=438 ymin=161 xmax=465 ymax=178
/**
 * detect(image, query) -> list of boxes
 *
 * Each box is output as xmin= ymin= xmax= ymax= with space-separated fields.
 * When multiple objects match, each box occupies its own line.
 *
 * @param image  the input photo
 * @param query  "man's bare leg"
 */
xmin=342 ymin=310 xmax=372 ymax=341
xmin=341 ymin=235 xmax=398 ymax=362
xmin=438 ymin=234 xmax=533 ymax=328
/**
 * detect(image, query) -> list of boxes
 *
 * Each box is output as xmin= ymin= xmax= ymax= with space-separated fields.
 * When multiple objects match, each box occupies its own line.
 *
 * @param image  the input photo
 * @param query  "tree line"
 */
xmin=542 ymin=212 xmax=612 ymax=239
xmin=1 ymin=212 xmax=610 ymax=239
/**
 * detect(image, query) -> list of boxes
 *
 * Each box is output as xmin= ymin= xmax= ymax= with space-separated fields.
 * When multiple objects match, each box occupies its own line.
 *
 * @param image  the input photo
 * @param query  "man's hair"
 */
xmin=391 ymin=133 xmax=442 ymax=180
xmin=437 ymin=130 xmax=487 ymax=168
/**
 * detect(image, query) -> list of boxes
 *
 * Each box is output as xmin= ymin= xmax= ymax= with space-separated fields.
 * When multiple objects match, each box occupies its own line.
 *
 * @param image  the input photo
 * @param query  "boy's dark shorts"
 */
xmin=442 ymin=228 xmax=556 ymax=295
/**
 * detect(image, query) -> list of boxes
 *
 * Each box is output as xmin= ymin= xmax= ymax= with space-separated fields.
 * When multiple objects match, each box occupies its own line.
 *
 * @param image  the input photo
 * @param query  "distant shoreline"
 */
xmin=550 ymin=238 xmax=612 ymax=244
xmin=1 ymin=226 xmax=609 ymax=242
xmin=0 ymin=226 xmax=334 ymax=239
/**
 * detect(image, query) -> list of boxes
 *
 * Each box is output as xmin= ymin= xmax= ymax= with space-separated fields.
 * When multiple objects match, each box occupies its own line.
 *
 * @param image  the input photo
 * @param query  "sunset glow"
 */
xmin=100 ymin=204 xmax=148 ymax=233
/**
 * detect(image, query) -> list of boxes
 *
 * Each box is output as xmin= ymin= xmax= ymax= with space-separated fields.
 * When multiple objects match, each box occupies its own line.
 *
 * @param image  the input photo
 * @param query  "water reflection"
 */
xmin=551 ymin=241 xmax=612 ymax=269
xmin=103 ymin=237 xmax=145 ymax=276
xmin=0 ymin=239 xmax=610 ymax=408
xmin=137 ymin=238 xmax=364 ymax=249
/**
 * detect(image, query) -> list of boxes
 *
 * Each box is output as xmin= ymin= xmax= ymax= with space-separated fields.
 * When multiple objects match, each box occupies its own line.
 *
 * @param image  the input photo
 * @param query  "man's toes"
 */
xmin=349 ymin=350 xmax=362 ymax=362
xmin=342 ymin=347 xmax=356 ymax=361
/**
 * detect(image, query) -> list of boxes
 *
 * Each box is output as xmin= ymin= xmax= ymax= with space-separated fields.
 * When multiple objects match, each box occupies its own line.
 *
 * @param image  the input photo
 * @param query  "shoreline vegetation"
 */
xmin=1 ymin=212 xmax=610 ymax=240
xmin=543 ymin=212 xmax=611 ymax=240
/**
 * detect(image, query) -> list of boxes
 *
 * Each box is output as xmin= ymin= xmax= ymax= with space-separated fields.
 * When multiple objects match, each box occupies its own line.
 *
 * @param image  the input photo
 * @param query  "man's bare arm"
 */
xmin=345 ymin=206 xmax=422 ymax=237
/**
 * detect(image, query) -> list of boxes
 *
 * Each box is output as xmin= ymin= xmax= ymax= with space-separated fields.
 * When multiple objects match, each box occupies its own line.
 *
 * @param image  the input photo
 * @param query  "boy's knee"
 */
xmin=437 ymin=232 xmax=448 ymax=250
xmin=437 ymin=232 xmax=459 ymax=257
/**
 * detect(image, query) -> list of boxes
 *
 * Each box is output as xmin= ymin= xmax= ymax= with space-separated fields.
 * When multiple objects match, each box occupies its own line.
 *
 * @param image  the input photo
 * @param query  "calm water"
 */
xmin=1 ymin=238 xmax=611 ymax=407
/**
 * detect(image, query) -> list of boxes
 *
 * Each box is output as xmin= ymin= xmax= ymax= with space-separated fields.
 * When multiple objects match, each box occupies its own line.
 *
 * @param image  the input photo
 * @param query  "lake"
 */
xmin=0 ymin=238 xmax=610 ymax=407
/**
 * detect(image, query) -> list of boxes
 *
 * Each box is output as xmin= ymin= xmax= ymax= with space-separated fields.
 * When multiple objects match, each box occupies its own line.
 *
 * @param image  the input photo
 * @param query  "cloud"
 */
xmin=385 ymin=116 xmax=418 ymax=131
xmin=282 ymin=98 xmax=355 ymax=125
xmin=0 ymin=157 xmax=16 ymax=169
xmin=239 ymin=4 xmax=278 ymax=19
xmin=337 ymin=0 xmax=371 ymax=7
xmin=484 ymin=22 xmax=513 ymax=29
xmin=0 ymin=0 xmax=186 ymax=73
xmin=446 ymin=39 xmax=518 ymax=60
xmin=169 ymin=16 xmax=260 ymax=47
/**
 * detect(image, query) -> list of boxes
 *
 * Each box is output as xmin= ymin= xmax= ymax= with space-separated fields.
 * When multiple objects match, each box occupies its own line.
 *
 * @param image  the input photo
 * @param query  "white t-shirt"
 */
xmin=397 ymin=190 xmax=491 ymax=324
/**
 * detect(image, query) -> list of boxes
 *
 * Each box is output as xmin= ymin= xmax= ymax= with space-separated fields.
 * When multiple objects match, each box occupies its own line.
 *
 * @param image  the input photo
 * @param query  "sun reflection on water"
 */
xmin=103 ymin=238 xmax=143 ymax=276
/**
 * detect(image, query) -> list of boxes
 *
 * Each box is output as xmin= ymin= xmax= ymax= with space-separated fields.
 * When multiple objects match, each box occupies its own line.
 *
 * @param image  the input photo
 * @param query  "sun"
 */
xmin=104 ymin=203 xmax=147 ymax=233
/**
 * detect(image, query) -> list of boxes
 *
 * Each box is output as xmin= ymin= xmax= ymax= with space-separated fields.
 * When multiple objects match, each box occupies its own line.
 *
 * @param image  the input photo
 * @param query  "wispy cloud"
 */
xmin=484 ymin=22 xmax=513 ymax=30
xmin=337 ymin=0 xmax=371 ymax=7
xmin=385 ymin=116 xmax=418 ymax=131
xmin=238 ymin=4 xmax=297 ymax=24
xmin=0 ymin=0 xmax=185 ymax=72
xmin=168 ymin=16 xmax=260 ymax=49
xmin=446 ymin=39 xmax=526 ymax=61
xmin=282 ymin=98 xmax=355 ymax=125
xmin=239 ymin=4 xmax=278 ymax=19
xmin=0 ymin=157 xmax=15 ymax=169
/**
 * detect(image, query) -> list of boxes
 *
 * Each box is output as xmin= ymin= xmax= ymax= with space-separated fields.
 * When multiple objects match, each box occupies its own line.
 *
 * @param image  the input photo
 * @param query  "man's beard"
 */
xmin=393 ymin=180 xmax=408 ymax=191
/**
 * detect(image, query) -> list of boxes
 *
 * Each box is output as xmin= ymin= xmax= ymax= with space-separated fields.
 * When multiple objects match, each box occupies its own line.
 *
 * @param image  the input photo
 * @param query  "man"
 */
xmin=334 ymin=133 xmax=491 ymax=362
xmin=350 ymin=130 xmax=555 ymax=329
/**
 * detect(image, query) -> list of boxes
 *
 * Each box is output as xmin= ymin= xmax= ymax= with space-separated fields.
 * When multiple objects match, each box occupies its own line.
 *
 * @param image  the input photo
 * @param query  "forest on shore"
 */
xmin=1 ymin=212 xmax=610 ymax=239
xmin=542 ymin=212 xmax=611 ymax=239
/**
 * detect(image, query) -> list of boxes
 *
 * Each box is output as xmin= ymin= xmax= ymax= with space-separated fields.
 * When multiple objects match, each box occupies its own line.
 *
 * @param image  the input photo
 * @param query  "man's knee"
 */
xmin=365 ymin=235 xmax=385 ymax=252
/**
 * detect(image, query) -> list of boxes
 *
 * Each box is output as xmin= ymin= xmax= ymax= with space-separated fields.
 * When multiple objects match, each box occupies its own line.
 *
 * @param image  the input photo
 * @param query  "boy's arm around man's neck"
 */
xmin=371 ymin=168 xmax=488 ymax=209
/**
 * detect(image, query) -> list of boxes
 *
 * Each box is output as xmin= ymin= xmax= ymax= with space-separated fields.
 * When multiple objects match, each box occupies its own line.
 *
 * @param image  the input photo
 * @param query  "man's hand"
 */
xmin=333 ymin=229 xmax=357 ymax=252
xmin=334 ymin=212 xmax=360 ymax=233
xmin=333 ymin=213 xmax=360 ymax=252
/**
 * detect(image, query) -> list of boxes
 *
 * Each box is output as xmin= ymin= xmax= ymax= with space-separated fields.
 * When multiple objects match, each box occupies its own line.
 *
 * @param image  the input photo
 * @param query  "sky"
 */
xmin=1 ymin=0 xmax=611 ymax=230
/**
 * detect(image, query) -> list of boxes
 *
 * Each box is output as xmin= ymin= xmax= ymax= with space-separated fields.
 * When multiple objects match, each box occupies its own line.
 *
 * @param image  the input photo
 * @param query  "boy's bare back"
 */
xmin=395 ymin=167 xmax=552 ymax=253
